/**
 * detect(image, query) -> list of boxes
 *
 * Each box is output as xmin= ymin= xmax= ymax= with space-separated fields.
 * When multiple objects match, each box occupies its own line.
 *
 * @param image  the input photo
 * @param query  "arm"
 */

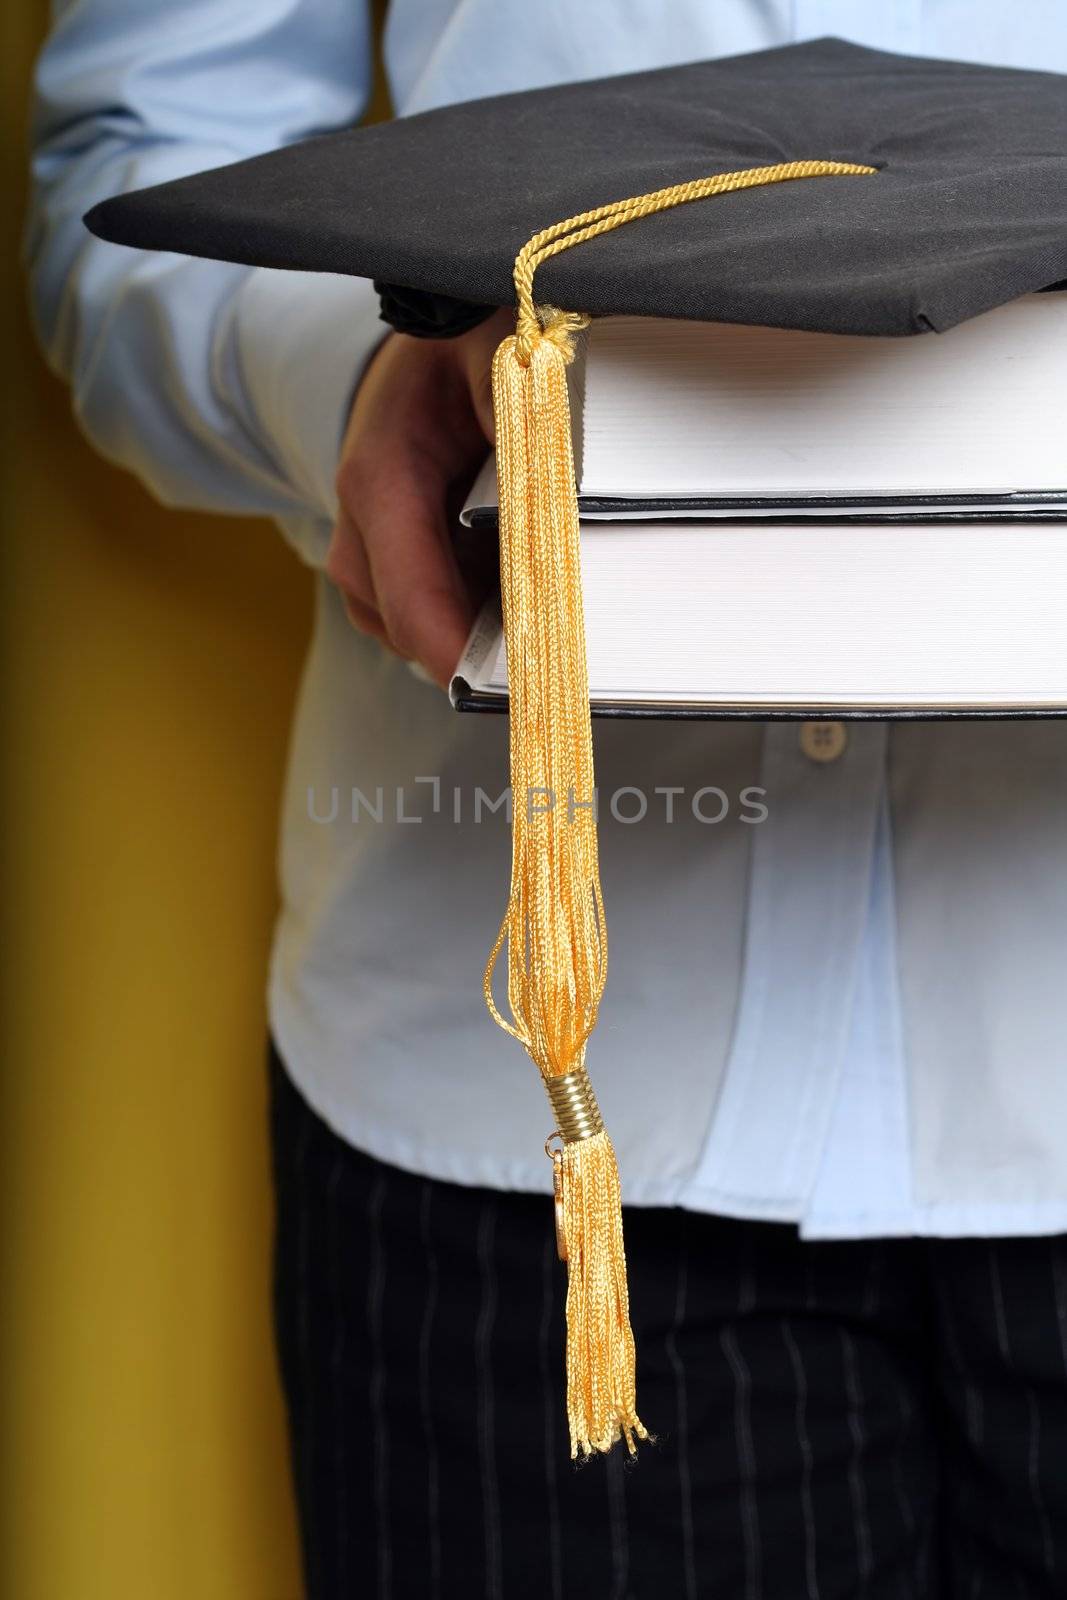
xmin=27 ymin=0 xmax=383 ymax=546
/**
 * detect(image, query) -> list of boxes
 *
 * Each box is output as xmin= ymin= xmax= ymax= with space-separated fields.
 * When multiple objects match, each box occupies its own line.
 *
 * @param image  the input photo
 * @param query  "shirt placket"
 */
xmin=684 ymin=721 xmax=888 ymax=1216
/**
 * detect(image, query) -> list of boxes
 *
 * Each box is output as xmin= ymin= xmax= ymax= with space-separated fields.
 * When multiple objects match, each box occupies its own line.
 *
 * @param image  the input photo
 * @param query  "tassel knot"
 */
xmin=514 ymin=304 xmax=590 ymax=366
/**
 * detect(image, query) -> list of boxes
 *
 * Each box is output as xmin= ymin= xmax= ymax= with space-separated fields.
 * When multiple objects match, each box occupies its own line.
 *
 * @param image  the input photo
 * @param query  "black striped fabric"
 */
xmin=269 ymin=1047 xmax=1067 ymax=1600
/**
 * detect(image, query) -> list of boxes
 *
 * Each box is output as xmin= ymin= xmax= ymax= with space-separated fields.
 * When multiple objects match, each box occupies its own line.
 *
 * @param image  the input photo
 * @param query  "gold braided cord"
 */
xmin=484 ymin=159 xmax=876 ymax=1456
xmin=511 ymin=161 xmax=876 ymax=361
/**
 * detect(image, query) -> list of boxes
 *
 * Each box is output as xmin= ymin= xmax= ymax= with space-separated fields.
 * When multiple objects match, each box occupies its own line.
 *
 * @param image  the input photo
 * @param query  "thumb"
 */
xmin=469 ymin=360 xmax=495 ymax=445
xmin=461 ymin=307 xmax=516 ymax=446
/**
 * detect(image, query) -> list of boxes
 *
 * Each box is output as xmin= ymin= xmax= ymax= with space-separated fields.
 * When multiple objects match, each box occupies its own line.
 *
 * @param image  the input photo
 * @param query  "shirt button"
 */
xmin=799 ymin=720 xmax=848 ymax=763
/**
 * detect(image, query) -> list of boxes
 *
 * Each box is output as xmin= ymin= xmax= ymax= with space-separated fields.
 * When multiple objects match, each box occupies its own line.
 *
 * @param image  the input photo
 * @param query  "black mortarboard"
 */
xmin=86 ymin=37 xmax=1067 ymax=341
xmin=84 ymin=38 xmax=1067 ymax=1461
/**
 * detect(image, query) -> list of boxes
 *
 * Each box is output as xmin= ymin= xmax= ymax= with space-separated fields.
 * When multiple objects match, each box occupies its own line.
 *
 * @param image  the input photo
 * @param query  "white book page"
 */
xmin=458 ymin=521 xmax=1067 ymax=710
xmin=578 ymin=296 xmax=1067 ymax=499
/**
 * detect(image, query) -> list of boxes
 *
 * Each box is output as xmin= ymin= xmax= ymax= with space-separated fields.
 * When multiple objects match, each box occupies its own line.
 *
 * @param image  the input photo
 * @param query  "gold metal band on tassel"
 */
xmin=544 ymin=1065 xmax=605 ymax=1144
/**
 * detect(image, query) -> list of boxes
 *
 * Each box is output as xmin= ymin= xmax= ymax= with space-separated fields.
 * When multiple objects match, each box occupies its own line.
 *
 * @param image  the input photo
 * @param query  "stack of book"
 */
xmin=451 ymin=294 xmax=1067 ymax=718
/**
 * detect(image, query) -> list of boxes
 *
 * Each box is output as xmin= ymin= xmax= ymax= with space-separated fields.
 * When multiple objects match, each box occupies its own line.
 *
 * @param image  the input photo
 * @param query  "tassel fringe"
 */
xmin=560 ymin=1130 xmax=648 ymax=1457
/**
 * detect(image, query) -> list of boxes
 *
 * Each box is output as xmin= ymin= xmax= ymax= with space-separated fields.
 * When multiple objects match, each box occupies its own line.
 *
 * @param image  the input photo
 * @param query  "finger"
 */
xmin=335 ymin=452 xmax=470 ymax=680
xmin=462 ymin=308 xmax=516 ymax=445
xmin=340 ymin=591 xmax=392 ymax=646
xmin=327 ymin=509 xmax=399 ymax=648
xmin=468 ymin=355 xmax=496 ymax=444
xmin=326 ymin=505 xmax=378 ymax=611
xmin=358 ymin=459 xmax=473 ymax=687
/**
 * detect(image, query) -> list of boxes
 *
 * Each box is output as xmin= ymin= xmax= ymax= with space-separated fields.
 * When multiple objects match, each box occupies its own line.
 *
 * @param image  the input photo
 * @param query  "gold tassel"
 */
xmin=484 ymin=161 xmax=875 ymax=1458
xmin=488 ymin=311 xmax=637 ymax=1456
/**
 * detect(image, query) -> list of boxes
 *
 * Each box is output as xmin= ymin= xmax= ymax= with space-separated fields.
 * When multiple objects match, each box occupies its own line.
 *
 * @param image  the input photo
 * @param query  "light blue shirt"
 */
xmin=28 ymin=2 xmax=1067 ymax=1237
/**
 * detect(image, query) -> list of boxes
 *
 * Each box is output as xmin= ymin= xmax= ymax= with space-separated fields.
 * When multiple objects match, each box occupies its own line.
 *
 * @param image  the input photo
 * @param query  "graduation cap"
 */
xmin=86 ymin=37 xmax=1067 ymax=1458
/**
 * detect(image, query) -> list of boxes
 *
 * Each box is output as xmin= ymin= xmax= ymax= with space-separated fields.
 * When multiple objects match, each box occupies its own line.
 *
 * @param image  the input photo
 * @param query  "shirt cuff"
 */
xmin=230 ymin=266 xmax=387 ymax=529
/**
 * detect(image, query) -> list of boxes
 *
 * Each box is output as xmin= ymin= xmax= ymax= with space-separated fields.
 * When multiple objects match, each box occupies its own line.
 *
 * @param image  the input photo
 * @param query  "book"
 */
xmin=461 ymin=294 xmax=1067 ymax=524
xmin=453 ymin=293 xmax=1067 ymax=718
xmin=450 ymin=520 xmax=1067 ymax=717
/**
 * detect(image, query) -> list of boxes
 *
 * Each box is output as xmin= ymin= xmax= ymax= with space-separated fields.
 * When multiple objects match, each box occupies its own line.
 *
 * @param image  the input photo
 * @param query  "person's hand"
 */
xmin=327 ymin=308 xmax=513 ymax=687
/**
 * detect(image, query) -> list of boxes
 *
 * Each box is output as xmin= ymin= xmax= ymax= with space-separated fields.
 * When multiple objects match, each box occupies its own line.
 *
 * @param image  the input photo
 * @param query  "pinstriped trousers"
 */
xmin=269 ymin=1047 xmax=1067 ymax=1600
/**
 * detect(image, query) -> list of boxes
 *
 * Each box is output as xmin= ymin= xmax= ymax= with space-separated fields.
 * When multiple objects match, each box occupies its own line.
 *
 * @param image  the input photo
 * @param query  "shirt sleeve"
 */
xmin=25 ymin=0 xmax=384 ymax=553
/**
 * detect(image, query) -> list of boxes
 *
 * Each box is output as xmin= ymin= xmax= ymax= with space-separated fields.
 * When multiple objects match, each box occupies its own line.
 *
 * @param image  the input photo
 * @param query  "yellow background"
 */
xmin=2 ymin=5 xmax=387 ymax=1595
